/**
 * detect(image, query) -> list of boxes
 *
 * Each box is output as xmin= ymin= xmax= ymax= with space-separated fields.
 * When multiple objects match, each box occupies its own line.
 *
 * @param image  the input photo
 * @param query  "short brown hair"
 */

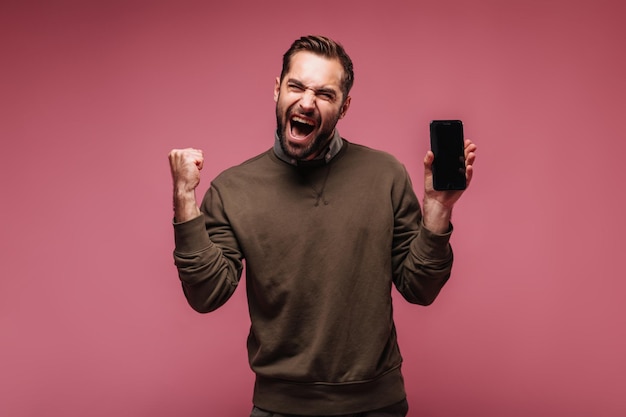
xmin=280 ymin=35 xmax=354 ymax=98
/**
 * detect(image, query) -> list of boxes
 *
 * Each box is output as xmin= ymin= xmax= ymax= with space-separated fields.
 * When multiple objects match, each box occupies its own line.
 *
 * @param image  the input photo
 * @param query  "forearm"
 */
xmin=173 ymin=188 xmax=201 ymax=223
xmin=177 ymin=244 xmax=240 ymax=313
xmin=173 ymin=215 xmax=242 ymax=313
xmin=394 ymin=223 xmax=453 ymax=305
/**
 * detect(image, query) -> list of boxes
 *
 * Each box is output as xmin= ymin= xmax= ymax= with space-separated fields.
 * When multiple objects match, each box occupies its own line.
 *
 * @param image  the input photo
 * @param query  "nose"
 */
xmin=299 ymin=89 xmax=316 ymax=112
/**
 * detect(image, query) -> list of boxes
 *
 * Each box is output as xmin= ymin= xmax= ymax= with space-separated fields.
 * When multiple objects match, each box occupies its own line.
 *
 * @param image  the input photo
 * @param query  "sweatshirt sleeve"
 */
xmin=172 ymin=185 xmax=244 ymax=313
xmin=391 ymin=166 xmax=454 ymax=306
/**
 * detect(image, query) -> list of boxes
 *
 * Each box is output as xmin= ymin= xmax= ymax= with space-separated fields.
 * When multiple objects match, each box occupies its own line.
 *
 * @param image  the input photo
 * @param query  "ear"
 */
xmin=339 ymin=96 xmax=351 ymax=119
xmin=273 ymin=77 xmax=280 ymax=102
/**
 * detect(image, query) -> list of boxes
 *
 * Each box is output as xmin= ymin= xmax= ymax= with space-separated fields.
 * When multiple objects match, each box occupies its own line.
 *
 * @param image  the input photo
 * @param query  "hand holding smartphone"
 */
xmin=429 ymin=120 xmax=466 ymax=191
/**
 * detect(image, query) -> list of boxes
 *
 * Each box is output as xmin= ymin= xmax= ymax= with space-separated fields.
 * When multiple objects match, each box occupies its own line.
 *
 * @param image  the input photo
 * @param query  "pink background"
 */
xmin=2 ymin=1 xmax=625 ymax=416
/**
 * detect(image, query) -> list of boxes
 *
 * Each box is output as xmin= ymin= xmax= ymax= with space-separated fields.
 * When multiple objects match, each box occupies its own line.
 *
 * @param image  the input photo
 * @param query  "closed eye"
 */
xmin=285 ymin=79 xmax=338 ymax=101
xmin=287 ymin=80 xmax=305 ymax=92
xmin=288 ymin=85 xmax=304 ymax=92
xmin=317 ymin=90 xmax=336 ymax=101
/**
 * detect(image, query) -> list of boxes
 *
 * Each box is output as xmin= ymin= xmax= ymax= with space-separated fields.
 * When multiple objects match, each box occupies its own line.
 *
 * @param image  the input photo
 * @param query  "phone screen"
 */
xmin=430 ymin=120 xmax=466 ymax=190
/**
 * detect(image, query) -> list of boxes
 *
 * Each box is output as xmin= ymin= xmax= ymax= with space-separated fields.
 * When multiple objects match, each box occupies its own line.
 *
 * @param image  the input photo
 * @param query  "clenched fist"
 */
xmin=169 ymin=148 xmax=204 ymax=192
xmin=168 ymin=148 xmax=204 ymax=222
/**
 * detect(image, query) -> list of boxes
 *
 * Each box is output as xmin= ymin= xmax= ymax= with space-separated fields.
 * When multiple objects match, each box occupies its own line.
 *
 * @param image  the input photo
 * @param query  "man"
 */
xmin=169 ymin=35 xmax=476 ymax=417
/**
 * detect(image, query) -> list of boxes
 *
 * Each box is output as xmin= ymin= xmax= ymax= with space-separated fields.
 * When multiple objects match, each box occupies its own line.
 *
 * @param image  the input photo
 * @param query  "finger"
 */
xmin=193 ymin=150 xmax=204 ymax=170
xmin=168 ymin=149 xmax=181 ymax=163
xmin=168 ymin=149 xmax=187 ymax=170
xmin=423 ymin=150 xmax=434 ymax=169
xmin=182 ymin=148 xmax=204 ymax=169
xmin=168 ymin=148 xmax=204 ymax=173
xmin=465 ymin=164 xmax=474 ymax=187
xmin=465 ymin=151 xmax=476 ymax=167
xmin=464 ymin=140 xmax=477 ymax=157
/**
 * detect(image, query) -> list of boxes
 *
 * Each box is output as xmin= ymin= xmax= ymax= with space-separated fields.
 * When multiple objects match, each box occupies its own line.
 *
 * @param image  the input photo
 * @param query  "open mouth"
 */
xmin=290 ymin=115 xmax=316 ymax=140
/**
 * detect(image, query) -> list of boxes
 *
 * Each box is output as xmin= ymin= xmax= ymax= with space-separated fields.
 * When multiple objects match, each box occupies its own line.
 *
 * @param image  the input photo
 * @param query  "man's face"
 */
xmin=274 ymin=51 xmax=351 ymax=161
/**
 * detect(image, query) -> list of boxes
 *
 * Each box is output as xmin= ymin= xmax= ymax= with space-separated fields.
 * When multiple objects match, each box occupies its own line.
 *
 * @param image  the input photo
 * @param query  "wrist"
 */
xmin=422 ymin=197 xmax=452 ymax=234
xmin=173 ymin=189 xmax=201 ymax=223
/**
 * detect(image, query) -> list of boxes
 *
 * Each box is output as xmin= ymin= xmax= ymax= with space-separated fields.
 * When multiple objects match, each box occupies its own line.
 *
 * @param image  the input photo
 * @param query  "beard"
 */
xmin=275 ymin=101 xmax=341 ymax=161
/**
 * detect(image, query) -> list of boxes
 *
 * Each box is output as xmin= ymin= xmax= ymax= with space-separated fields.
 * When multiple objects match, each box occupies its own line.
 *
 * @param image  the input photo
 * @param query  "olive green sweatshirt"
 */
xmin=173 ymin=139 xmax=454 ymax=415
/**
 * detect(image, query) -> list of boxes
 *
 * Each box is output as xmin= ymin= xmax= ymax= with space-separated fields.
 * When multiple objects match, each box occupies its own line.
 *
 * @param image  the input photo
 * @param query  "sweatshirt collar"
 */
xmin=273 ymin=129 xmax=343 ymax=166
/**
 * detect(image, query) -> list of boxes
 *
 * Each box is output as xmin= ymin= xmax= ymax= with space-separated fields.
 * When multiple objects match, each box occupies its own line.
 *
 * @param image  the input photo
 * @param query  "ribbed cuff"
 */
xmin=414 ymin=220 xmax=453 ymax=259
xmin=173 ymin=214 xmax=212 ymax=254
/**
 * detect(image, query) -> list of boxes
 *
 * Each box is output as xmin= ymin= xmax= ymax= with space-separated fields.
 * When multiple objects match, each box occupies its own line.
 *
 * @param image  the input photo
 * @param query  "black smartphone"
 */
xmin=429 ymin=120 xmax=466 ymax=191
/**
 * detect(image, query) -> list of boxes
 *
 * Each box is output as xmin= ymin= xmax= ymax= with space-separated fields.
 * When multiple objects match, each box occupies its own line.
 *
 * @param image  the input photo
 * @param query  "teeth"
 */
xmin=292 ymin=116 xmax=314 ymax=126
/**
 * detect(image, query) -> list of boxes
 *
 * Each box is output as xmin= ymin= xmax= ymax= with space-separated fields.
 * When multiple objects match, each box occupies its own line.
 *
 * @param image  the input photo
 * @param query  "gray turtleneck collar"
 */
xmin=273 ymin=129 xmax=344 ymax=166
